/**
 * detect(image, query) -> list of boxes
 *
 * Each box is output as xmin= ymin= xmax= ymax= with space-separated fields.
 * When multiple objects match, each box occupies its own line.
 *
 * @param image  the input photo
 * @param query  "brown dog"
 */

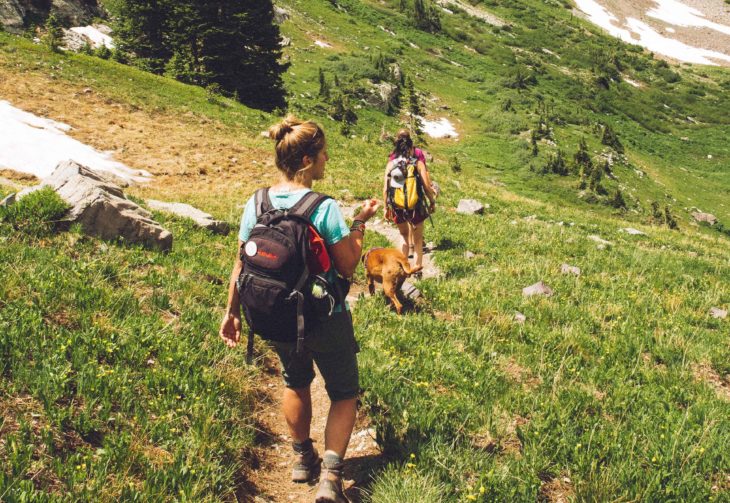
xmin=362 ymin=247 xmax=423 ymax=314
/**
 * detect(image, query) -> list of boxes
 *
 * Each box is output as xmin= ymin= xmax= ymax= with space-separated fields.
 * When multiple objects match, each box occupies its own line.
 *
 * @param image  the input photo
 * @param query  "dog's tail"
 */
xmin=398 ymin=257 xmax=423 ymax=277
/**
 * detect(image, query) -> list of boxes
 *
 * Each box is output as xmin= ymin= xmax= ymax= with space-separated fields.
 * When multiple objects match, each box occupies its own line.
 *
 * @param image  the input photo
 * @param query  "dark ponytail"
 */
xmin=392 ymin=128 xmax=414 ymax=158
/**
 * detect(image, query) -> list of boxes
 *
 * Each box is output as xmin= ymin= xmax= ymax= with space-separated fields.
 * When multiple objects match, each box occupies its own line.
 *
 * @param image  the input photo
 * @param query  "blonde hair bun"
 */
xmin=269 ymin=115 xmax=303 ymax=142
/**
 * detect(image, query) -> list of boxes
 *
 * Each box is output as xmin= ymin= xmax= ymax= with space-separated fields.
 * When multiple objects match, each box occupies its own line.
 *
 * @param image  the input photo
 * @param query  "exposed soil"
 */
xmin=243 ymin=357 xmax=381 ymax=503
xmin=584 ymin=0 xmax=730 ymax=66
xmin=0 ymin=67 xmax=272 ymax=215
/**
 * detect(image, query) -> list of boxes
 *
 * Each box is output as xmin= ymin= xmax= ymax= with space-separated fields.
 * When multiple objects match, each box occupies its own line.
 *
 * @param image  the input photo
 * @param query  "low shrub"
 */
xmin=0 ymin=187 xmax=68 ymax=238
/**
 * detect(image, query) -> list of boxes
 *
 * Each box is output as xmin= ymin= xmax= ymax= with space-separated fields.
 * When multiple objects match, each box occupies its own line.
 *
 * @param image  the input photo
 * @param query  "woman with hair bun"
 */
xmin=220 ymin=116 xmax=378 ymax=502
xmin=383 ymin=129 xmax=437 ymax=270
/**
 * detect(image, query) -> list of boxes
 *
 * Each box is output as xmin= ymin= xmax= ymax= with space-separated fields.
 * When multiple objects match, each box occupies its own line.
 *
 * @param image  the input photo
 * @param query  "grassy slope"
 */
xmin=1 ymin=0 xmax=729 ymax=500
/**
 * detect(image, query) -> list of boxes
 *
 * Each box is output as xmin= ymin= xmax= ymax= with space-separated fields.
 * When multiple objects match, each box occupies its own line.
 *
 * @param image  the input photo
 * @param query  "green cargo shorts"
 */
xmin=269 ymin=311 xmax=359 ymax=402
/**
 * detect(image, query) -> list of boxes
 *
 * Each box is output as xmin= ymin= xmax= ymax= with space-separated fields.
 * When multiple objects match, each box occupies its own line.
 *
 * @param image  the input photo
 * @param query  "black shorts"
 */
xmin=269 ymin=311 xmax=359 ymax=402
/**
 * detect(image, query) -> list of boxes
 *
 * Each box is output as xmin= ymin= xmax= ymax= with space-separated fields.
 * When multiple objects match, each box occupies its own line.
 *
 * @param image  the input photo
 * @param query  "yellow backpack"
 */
xmin=389 ymin=156 xmax=421 ymax=211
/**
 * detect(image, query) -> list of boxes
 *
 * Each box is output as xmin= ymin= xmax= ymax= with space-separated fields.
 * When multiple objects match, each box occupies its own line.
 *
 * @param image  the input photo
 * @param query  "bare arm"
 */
xmin=219 ymin=241 xmax=244 ymax=347
xmin=383 ymin=161 xmax=392 ymax=202
xmin=418 ymin=161 xmax=436 ymax=202
xmin=329 ymin=199 xmax=379 ymax=278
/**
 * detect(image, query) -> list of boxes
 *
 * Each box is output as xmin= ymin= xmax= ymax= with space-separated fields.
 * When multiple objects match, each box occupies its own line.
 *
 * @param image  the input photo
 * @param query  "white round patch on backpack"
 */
xmin=245 ymin=241 xmax=258 ymax=257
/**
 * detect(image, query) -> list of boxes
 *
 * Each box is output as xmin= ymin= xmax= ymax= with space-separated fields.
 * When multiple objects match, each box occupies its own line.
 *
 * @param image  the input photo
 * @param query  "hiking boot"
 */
xmin=315 ymin=453 xmax=348 ymax=503
xmin=291 ymin=439 xmax=321 ymax=483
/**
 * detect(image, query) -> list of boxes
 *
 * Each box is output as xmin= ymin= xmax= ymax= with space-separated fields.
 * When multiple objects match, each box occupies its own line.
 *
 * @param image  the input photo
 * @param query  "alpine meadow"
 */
xmin=0 ymin=0 xmax=729 ymax=501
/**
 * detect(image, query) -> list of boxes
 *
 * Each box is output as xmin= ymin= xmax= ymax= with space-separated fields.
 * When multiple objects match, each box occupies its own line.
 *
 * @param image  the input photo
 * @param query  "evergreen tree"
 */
xmin=664 ymin=205 xmax=678 ymax=229
xmin=588 ymin=162 xmax=605 ymax=193
xmin=601 ymin=124 xmax=624 ymax=153
xmin=318 ymin=68 xmax=330 ymax=98
xmin=413 ymin=0 xmax=440 ymax=33
xmin=112 ymin=0 xmax=286 ymax=110
xmin=545 ymin=150 xmax=568 ymax=176
xmin=405 ymin=78 xmax=424 ymax=137
xmin=573 ymin=138 xmax=592 ymax=175
xmin=112 ymin=0 xmax=171 ymax=73
xmin=531 ymin=129 xmax=539 ymax=157
xmin=610 ymin=189 xmax=627 ymax=209
xmin=43 ymin=14 xmax=64 ymax=52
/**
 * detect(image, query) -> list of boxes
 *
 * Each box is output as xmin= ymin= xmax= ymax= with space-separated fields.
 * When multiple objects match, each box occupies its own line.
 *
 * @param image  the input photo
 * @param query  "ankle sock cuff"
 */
xmin=292 ymin=438 xmax=313 ymax=453
xmin=322 ymin=452 xmax=343 ymax=470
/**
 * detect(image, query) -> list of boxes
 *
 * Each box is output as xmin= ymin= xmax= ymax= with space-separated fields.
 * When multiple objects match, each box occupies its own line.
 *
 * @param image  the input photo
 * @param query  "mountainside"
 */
xmin=0 ymin=0 xmax=103 ymax=33
xmin=0 ymin=0 xmax=729 ymax=501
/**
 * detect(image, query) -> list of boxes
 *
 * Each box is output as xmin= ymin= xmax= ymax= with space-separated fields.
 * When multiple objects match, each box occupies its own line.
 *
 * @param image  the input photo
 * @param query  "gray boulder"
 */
xmin=146 ymin=199 xmax=230 ymax=235
xmin=692 ymin=212 xmax=718 ymax=225
xmin=709 ymin=307 xmax=727 ymax=320
xmin=273 ymin=5 xmax=289 ymax=23
xmin=0 ymin=0 xmax=25 ymax=33
xmin=18 ymin=161 xmax=172 ymax=251
xmin=456 ymin=199 xmax=485 ymax=215
xmin=522 ymin=281 xmax=553 ymax=297
xmin=367 ymin=82 xmax=399 ymax=112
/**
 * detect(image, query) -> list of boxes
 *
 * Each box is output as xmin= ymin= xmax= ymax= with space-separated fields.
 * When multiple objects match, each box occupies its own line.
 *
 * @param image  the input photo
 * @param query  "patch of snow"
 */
xmin=314 ymin=40 xmax=332 ymax=48
xmin=647 ymin=0 xmax=730 ymax=36
xmin=0 ymin=100 xmax=151 ymax=183
xmin=573 ymin=0 xmax=730 ymax=65
xmin=418 ymin=117 xmax=458 ymax=138
xmin=69 ymin=26 xmax=114 ymax=49
xmin=666 ymin=27 xmax=675 ymax=33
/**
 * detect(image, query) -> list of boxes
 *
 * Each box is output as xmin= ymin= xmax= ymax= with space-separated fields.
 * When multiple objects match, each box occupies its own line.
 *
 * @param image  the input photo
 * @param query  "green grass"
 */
xmin=1 ymin=0 xmax=729 ymax=500
xmin=1 ymin=191 xmax=256 ymax=501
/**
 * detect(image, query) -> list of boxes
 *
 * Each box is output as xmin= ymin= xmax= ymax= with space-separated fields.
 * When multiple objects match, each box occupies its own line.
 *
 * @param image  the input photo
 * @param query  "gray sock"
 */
xmin=293 ymin=438 xmax=313 ymax=454
xmin=323 ymin=451 xmax=343 ymax=470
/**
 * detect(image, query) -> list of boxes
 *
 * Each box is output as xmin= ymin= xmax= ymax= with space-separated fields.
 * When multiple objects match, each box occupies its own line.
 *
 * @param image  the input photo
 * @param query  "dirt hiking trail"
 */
xmin=245 ymin=206 xmax=440 ymax=502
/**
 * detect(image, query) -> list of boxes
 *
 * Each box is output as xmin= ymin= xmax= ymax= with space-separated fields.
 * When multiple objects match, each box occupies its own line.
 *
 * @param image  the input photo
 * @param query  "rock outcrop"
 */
xmin=1 ymin=0 xmax=103 ymax=34
xmin=18 ymin=161 xmax=172 ymax=251
xmin=0 ymin=0 xmax=25 ymax=34
xmin=146 ymin=199 xmax=230 ymax=235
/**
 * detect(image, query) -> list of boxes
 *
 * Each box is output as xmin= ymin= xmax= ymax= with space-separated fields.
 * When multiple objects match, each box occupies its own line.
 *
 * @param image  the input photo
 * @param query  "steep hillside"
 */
xmin=1 ymin=0 xmax=729 ymax=501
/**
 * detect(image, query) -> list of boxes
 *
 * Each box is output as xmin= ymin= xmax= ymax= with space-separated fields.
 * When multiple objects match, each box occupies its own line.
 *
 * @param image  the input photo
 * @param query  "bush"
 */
xmin=0 ymin=187 xmax=69 ymax=238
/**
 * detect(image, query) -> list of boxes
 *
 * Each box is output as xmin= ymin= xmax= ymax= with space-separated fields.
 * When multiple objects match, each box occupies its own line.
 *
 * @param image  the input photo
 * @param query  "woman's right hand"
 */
xmin=219 ymin=311 xmax=242 ymax=348
xmin=355 ymin=198 xmax=379 ymax=222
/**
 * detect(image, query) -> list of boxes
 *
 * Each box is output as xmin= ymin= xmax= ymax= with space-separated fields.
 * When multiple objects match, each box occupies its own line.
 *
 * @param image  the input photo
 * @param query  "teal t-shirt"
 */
xmin=238 ymin=188 xmax=350 ymax=311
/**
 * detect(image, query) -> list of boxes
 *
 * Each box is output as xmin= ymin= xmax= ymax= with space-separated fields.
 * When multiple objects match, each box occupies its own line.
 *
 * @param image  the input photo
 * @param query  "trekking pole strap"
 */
xmin=294 ymin=291 xmax=305 ymax=354
xmin=246 ymin=327 xmax=254 ymax=365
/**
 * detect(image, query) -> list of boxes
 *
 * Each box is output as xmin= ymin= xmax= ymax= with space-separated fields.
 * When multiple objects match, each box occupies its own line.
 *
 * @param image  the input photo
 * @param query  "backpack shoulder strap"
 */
xmin=254 ymin=187 xmax=273 ymax=218
xmin=288 ymin=191 xmax=331 ymax=220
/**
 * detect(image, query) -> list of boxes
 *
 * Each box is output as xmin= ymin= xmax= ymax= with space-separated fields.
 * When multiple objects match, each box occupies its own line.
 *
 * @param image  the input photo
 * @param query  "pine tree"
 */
xmin=406 ymin=78 xmax=424 ymax=137
xmin=413 ymin=0 xmax=440 ymax=33
xmin=112 ymin=0 xmax=171 ymax=74
xmin=610 ymin=189 xmax=627 ymax=209
xmin=43 ymin=14 xmax=64 ymax=52
xmin=531 ymin=130 xmax=539 ymax=157
xmin=112 ymin=0 xmax=287 ymax=110
xmin=601 ymin=124 xmax=624 ymax=153
xmin=318 ymin=68 xmax=330 ymax=98
xmin=573 ymin=138 xmax=592 ymax=175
